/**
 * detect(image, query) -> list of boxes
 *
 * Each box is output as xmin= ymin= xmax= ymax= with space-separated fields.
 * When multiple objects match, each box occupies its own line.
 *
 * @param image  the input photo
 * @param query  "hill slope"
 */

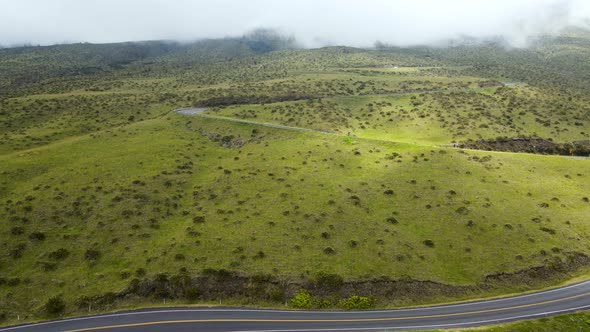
xmin=0 ymin=33 xmax=589 ymax=323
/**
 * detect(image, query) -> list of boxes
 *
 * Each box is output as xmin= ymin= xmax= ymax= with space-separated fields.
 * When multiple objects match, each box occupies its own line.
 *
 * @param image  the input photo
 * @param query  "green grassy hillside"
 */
xmin=0 ymin=32 xmax=589 ymax=323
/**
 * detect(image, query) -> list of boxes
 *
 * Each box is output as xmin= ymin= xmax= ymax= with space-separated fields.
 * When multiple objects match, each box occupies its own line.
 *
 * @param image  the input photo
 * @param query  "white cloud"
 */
xmin=0 ymin=0 xmax=589 ymax=47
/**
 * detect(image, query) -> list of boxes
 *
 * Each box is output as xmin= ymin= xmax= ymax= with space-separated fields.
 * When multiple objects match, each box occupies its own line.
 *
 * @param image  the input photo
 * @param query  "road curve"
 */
xmin=2 ymin=280 xmax=590 ymax=332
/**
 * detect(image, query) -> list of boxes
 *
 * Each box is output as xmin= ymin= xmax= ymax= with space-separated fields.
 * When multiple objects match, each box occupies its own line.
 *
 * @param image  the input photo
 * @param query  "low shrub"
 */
xmin=338 ymin=295 xmax=373 ymax=310
xmin=289 ymin=289 xmax=312 ymax=309
xmin=45 ymin=296 xmax=66 ymax=315
xmin=84 ymin=249 xmax=101 ymax=261
xmin=29 ymin=232 xmax=46 ymax=241
xmin=423 ymin=239 xmax=435 ymax=247
xmin=48 ymin=248 xmax=70 ymax=260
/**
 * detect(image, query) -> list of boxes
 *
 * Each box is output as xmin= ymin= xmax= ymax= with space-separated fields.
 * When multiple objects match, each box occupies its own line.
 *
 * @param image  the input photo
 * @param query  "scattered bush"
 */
xmin=184 ymin=286 xmax=200 ymax=300
xmin=7 ymin=278 xmax=21 ymax=287
xmin=10 ymin=243 xmax=26 ymax=259
xmin=253 ymin=251 xmax=266 ymax=259
xmin=386 ymin=217 xmax=398 ymax=224
xmin=456 ymin=207 xmax=469 ymax=215
xmin=289 ymin=289 xmax=312 ymax=309
xmin=323 ymin=246 xmax=336 ymax=254
xmin=48 ymin=248 xmax=70 ymax=260
xmin=314 ymin=299 xmax=334 ymax=309
xmin=45 ymin=296 xmax=66 ymax=315
xmin=29 ymin=232 xmax=46 ymax=241
xmin=84 ymin=249 xmax=101 ymax=261
xmin=135 ymin=268 xmax=147 ymax=277
xmin=338 ymin=295 xmax=373 ymax=310
xmin=193 ymin=216 xmax=205 ymax=223
xmin=202 ymin=268 xmax=233 ymax=280
xmin=10 ymin=226 xmax=25 ymax=235
xmin=37 ymin=261 xmax=58 ymax=272
xmin=423 ymin=239 xmax=435 ymax=247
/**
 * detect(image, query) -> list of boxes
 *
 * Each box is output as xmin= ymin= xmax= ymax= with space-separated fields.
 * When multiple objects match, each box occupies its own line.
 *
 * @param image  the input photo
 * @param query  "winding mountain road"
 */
xmin=2 ymin=280 xmax=590 ymax=332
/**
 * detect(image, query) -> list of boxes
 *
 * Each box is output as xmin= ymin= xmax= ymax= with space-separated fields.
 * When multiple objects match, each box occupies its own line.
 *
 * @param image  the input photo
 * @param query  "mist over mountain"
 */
xmin=2 ymin=0 xmax=590 ymax=49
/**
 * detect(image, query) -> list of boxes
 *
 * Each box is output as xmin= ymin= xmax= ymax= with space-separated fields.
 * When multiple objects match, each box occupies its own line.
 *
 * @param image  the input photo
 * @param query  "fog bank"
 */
xmin=1 ymin=0 xmax=590 ymax=48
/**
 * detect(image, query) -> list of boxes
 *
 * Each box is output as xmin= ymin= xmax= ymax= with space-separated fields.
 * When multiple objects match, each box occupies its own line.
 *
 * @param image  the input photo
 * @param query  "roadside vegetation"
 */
xmin=0 ymin=29 xmax=589 ymax=324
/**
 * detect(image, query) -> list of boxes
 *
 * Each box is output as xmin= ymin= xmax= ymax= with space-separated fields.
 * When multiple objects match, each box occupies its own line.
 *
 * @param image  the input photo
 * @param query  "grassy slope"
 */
xmin=438 ymin=309 xmax=590 ymax=331
xmin=209 ymin=83 xmax=590 ymax=145
xmin=0 ymin=36 xmax=590 ymax=322
xmin=1 ymin=114 xmax=589 ymax=315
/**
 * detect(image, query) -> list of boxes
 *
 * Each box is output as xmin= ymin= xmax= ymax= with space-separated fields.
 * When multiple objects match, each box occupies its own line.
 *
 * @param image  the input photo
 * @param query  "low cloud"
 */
xmin=1 ymin=0 xmax=589 ymax=48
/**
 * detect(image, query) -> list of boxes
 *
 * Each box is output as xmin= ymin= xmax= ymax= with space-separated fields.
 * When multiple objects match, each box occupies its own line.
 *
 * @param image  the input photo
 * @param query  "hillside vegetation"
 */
xmin=0 ymin=31 xmax=589 ymax=323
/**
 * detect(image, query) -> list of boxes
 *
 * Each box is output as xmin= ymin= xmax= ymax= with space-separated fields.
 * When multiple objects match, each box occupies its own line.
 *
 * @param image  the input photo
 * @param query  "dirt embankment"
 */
xmin=195 ymin=94 xmax=313 ymax=107
xmin=76 ymin=252 xmax=590 ymax=310
xmin=459 ymin=138 xmax=590 ymax=157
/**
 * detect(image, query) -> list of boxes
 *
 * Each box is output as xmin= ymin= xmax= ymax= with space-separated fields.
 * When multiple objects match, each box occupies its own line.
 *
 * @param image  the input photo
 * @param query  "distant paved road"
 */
xmin=175 ymin=108 xmax=335 ymax=134
xmin=174 ymin=83 xmax=522 ymax=136
xmin=2 ymin=280 xmax=590 ymax=332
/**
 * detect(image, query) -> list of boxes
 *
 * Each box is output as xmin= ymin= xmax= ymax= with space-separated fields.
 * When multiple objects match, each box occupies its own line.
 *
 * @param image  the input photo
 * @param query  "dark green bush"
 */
xmin=45 ymin=296 xmax=66 ymax=315
xmin=29 ymin=232 xmax=46 ymax=241
xmin=84 ymin=249 xmax=101 ymax=261
xmin=184 ymin=286 xmax=200 ymax=300
xmin=193 ymin=216 xmax=205 ymax=223
xmin=323 ymin=246 xmax=335 ymax=254
xmin=386 ymin=217 xmax=398 ymax=224
xmin=48 ymin=248 xmax=70 ymax=260
xmin=10 ymin=243 xmax=26 ymax=259
xmin=423 ymin=239 xmax=435 ymax=247
xmin=10 ymin=226 xmax=25 ymax=235
xmin=135 ymin=268 xmax=147 ymax=277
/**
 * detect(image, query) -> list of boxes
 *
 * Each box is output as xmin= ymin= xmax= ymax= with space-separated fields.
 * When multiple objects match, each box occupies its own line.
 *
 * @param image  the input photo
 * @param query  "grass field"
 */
xmin=0 ymin=34 xmax=589 ymax=323
xmin=437 ymin=309 xmax=590 ymax=331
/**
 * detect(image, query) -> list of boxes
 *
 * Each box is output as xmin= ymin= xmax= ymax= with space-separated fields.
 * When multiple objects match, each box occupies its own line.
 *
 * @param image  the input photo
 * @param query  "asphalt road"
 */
xmin=2 ymin=280 xmax=590 ymax=332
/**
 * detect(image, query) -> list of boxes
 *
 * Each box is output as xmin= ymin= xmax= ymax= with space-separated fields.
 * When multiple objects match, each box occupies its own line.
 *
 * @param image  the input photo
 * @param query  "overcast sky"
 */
xmin=1 ymin=0 xmax=590 ymax=48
